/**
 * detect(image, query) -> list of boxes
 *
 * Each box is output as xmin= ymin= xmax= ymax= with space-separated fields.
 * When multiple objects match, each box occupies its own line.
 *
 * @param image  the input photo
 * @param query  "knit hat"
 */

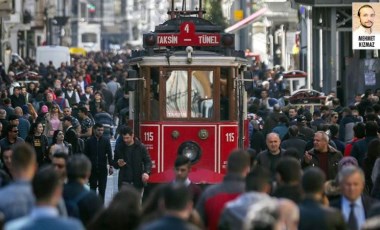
xmin=338 ymin=157 xmax=358 ymax=171
xmin=41 ymin=105 xmax=48 ymax=113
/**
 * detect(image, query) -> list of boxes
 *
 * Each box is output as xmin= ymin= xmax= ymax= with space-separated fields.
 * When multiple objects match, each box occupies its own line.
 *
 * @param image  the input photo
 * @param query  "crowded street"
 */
xmin=0 ymin=0 xmax=380 ymax=230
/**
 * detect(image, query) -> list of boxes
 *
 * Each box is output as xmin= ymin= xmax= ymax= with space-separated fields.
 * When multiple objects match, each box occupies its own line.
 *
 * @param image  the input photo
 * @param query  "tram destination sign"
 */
xmin=157 ymin=21 xmax=221 ymax=47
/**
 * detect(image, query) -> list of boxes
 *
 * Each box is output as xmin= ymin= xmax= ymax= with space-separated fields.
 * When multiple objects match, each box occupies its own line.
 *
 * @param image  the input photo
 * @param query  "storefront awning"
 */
xmin=225 ymin=8 xmax=268 ymax=33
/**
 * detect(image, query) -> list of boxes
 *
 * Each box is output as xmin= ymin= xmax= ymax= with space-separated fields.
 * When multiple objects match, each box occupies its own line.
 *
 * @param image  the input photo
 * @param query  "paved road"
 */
xmin=104 ymin=169 xmax=119 ymax=206
xmin=104 ymin=140 xmax=119 ymax=206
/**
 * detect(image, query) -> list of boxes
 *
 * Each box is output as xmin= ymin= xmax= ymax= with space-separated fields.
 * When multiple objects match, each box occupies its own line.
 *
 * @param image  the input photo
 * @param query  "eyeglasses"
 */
xmin=12 ymin=130 xmax=18 ymax=133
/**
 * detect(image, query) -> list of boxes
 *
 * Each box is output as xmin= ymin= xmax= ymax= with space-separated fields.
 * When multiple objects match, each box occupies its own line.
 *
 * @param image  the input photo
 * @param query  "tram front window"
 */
xmin=166 ymin=71 xmax=188 ymax=118
xmin=191 ymin=71 xmax=213 ymax=118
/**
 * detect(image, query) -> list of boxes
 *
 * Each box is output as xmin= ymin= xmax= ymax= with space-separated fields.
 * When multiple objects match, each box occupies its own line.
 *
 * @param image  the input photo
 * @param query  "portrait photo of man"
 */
xmin=352 ymin=3 xmax=380 ymax=49
xmin=353 ymin=4 xmax=376 ymax=36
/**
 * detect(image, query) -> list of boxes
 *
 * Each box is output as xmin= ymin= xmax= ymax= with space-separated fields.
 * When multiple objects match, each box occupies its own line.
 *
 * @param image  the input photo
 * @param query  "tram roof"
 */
xmin=129 ymin=50 xmax=247 ymax=67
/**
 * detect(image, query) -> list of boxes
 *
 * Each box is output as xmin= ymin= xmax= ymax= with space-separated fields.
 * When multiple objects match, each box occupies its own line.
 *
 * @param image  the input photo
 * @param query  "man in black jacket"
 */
xmin=298 ymin=167 xmax=346 ymax=230
xmin=255 ymin=132 xmax=286 ymax=176
xmin=113 ymin=126 xmax=152 ymax=193
xmin=302 ymin=131 xmax=343 ymax=180
xmin=10 ymin=87 xmax=26 ymax=108
xmin=85 ymin=123 xmax=113 ymax=202
xmin=62 ymin=116 xmax=79 ymax=154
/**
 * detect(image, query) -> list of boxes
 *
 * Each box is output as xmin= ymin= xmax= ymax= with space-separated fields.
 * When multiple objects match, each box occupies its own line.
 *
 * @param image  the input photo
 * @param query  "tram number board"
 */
xmin=156 ymin=21 xmax=221 ymax=47
xmin=157 ymin=33 xmax=221 ymax=46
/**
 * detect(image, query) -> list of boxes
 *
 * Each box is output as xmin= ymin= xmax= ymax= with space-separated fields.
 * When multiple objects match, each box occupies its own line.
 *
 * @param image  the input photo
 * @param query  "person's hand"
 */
xmin=322 ymin=193 xmax=329 ymax=207
xmin=304 ymin=151 xmax=312 ymax=164
xmin=117 ymin=159 xmax=126 ymax=167
xmin=109 ymin=166 xmax=114 ymax=175
xmin=142 ymin=173 xmax=149 ymax=183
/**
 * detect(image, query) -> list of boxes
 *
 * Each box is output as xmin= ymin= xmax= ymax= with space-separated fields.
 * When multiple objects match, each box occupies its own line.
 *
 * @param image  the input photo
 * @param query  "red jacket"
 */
xmin=344 ymin=137 xmax=362 ymax=156
xmin=196 ymin=173 xmax=245 ymax=230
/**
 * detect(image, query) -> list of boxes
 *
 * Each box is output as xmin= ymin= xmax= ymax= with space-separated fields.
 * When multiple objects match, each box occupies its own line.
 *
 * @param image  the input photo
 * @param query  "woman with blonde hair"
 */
xmin=27 ymin=103 xmax=38 ymax=123
xmin=44 ymin=103 xmax=63 ymax=144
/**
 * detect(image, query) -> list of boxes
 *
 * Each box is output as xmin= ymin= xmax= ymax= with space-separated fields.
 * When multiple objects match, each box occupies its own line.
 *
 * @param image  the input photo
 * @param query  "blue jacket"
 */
xmin=339 ymin=115 xmax=360 ymax=142
xmin=18 ymin=118 xmax=30 ymax=140
xmin=5 ymin=207 xmax=84 ymax=230
xmin=0 ymin=180 xmax=34 ymax=222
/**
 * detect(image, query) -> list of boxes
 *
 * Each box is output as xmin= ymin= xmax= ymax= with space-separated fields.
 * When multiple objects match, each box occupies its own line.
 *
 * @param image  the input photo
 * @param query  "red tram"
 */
xmin=127 ymin=1 xmax=249 ymax=184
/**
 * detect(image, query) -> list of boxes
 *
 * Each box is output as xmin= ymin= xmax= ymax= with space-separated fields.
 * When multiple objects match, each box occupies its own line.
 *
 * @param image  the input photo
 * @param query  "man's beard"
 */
xmin=361 ymin=21 xmax=373 ymax=29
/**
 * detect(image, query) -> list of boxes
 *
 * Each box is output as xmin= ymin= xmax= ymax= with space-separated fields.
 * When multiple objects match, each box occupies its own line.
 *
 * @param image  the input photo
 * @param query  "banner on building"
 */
xmin=352 ymin=3 xmax=380 ymax=50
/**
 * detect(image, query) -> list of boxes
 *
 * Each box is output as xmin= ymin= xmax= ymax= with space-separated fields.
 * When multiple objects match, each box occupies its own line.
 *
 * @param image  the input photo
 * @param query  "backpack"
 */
xmin=65 ymin=189 xmax=89 ymax=218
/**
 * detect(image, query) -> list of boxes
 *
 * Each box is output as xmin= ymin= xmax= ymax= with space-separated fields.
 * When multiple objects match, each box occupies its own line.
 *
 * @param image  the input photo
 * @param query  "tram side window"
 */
xmin=166 ymin=71 xmax=188 ymax=118
xmin=150 ymin=68 xmax=160 ymax=120
xmin=191 ymin=71 xmax=213 ymax=118
xmin=220 ymin=68 xmax=229 ymax=120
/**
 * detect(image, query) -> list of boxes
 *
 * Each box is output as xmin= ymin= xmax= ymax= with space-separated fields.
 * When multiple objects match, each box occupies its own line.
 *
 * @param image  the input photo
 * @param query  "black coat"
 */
xmin=85 ymin=135 xmax=113 ymax=174
xmin=301 ymin=146 xmax=343 ymax=180
xmin=299 ymin=198 xmax=346 ymax=230
xmin=25 ymin=134 xmax=49 ymax=165
xmin=272 ymin=184 xmax=303 ymax=203
xmin=64 ymin=127 xmax=79 ymax=154
xmin=63 ymin=181 xmax=103 ymax=226
xmin=10 ymin=94 xmax=25 ymax=108
xmin=113 ymin=140 xmax=152 ymax=188
xmin=280 ymin=137 xmax=307 ymax=159
xmin=330 ymin=195 xmax=379 ymax=219
xmin=256 ymin=148 xmax=286 ymax=176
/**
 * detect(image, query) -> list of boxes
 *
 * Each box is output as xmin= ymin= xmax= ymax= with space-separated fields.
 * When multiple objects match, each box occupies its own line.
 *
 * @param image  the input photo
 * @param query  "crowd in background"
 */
xmin=0 ymin=54 xmax=380 ymax=230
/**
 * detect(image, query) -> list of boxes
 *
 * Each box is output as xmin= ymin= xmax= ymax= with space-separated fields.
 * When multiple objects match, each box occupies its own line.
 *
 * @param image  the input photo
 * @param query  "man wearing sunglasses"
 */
xmin=0 ymin=125 xmax=24 ymax=153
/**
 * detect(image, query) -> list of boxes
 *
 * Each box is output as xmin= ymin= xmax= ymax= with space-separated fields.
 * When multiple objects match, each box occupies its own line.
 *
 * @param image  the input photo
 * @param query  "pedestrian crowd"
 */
xmin=0 ymin=55 xmax=380 ymax=230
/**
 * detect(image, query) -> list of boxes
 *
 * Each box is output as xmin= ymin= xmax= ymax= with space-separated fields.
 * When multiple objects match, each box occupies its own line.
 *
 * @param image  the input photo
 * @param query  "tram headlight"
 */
xmin=143 ymin=33 xmax=156 ymax=48
xmin=221 ymin=34 xmax=234 ymax=48
xmin=178 ymin=141 xmax=201 ymax=164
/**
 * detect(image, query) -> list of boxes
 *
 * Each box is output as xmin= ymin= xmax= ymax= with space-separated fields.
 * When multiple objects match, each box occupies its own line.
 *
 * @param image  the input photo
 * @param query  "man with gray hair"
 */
xmin=301 ymin=131 xmax=343 ymax=180
xmin=255 ymin=132 xmax=285 ymax=176
xmin=330 ymin=166 xmax=378 ymax=230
